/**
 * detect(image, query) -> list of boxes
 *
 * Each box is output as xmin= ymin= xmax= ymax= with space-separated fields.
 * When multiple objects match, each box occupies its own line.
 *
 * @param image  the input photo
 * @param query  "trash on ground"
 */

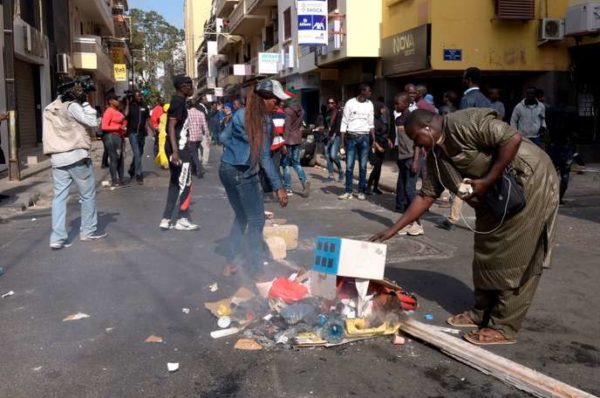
xmin=424 ymin=313 xmax=434 ymax=321
xmin=208 ymin=283 xmax=218 ymax=292
xmin=182 ymin=308 xmax=190 ymax=314
xmin=101 ymin=180 xmax=110 ymax=187
xmin=234 ymin=338 xmax=263 ymax=350
xmin=217 ymin=316 xmax=232 ymax=329
xmin=63 ymin=312 xmax=90 ymax=321
xmin=264 ymin=211 xmax=274 ymax=220
xmin=31 ymin=218 xmax=37 ymax=222
xmin=1 ymin=290 xmax=15 ymax=298
xmin=210 ymin=327 xmax=241 ymax=339
xmin=167 ymin=362 xmax=179 ymax=372
xmin=204 ymin=238 xmax=419 ymax=351
xmin=393 ymin=335 xmax=406 ymax=345
xmin=145 ymin=335 xmax=164 ymax=343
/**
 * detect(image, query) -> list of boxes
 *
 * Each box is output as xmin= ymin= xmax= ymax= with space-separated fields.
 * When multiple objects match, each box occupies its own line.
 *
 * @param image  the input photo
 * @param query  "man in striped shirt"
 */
xmin=187 ymin=100 xmax=210 ymax=178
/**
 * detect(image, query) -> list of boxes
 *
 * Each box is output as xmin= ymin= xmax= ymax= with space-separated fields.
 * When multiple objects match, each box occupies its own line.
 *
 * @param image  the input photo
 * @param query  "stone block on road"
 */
xmin=263 ymin=224 xmax=299 ymax=250
xmin=265 ymin=236 xmax=287 ymax=260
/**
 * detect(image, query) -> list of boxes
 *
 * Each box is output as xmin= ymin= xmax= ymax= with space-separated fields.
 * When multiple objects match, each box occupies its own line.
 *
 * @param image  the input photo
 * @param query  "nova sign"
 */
xmin=382 ymin=24 xmax=430 ymax=76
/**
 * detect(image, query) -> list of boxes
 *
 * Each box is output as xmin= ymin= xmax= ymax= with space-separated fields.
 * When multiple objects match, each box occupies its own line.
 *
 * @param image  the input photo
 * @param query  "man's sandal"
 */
xmin=446 ymin=312 xmax=477 ymax=328
xmin=463 ymin=328 xmax=517 ymax=346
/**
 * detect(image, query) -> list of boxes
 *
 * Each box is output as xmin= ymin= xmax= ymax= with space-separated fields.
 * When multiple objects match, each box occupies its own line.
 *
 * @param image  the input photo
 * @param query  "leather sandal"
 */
xmin=463 ymin=328 xmax=517 ymax=346
xmin=446 ymin=312 xmax=477 ymax=328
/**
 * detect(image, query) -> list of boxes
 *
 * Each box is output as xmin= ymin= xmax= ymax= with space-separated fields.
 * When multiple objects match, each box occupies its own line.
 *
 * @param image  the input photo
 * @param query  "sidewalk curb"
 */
xmin=314 ymin=154 xmax=397 ymax=194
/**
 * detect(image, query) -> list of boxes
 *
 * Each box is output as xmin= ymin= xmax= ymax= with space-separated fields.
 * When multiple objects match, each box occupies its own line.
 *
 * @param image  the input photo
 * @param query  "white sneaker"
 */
xmin=397 ymin=224 xmax=412 ymax=236
xmin=159 ymin=218 xmax=171 ymax=230
xmin=407 ymin=222 xmax=424 ymax=236
xmin=286 ymin=190 xmax=294 ymax=197
xmin=338 ymin=192 xmax=353 ymax=200
xmin=357 ymin=193 xmax=366 ymax=201
xmin=175 ymin=218 xmax=199 ymax=231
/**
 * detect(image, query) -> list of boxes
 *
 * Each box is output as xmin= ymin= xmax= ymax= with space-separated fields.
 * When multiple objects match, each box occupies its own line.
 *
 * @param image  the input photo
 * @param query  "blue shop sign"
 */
xmin=443 ymin=49 xmax=462 ymax=61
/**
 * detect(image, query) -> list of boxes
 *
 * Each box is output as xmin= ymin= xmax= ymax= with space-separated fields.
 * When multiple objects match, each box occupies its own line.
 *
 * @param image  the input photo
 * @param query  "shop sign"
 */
xmin=443 ymin=49 xmax=462 ymax=61
xmin=114 ymin=64 xmax=127 ymax=82
xmin=381 ymin=24 xmax=430 ymax=76
xmin=258 ymin=52 xmax=280 ymax=75
xmin=297 ymin=0 xmax=328 ymax=46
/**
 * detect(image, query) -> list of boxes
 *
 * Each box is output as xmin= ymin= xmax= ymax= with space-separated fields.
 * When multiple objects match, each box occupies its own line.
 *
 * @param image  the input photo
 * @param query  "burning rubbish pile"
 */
xmin=205 ymin=237 xmax=418 ymax=349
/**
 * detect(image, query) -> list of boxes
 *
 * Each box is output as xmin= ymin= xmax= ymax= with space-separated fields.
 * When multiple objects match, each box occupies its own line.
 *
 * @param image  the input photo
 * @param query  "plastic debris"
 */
xmin=280 ymin=302 xmax=318 ymax=325
xmin=31 ymin=218 xmax=37 ymax=222
xmin=393 ymin=335 xmax=406 ymax=345
xmin=321 ymin=318 xmax=345 ymax=344
xmin=208 ymin=283 xmax=218 ymax=292
xmin=1 ymin=290 xmax=15 ymax=298
xmin=234 ymin=338 xmax=263 ymax=350
xmin=269 ymin=277 xmax=308 ymax=304
xmin=63 ymin=312 xmax=90 ymax=321
xmin=182 ymin=308 xmax=190 ymax=314
xmin=217 ymin=316 xmax=232 ymax=329
xmin=210 ymin=327 xmax=240 ymax=339
xmin=167 ymin=363 xmax=179 ymax=372
xmin=145 ymin=335 xmax=164 ymax=343
xmin=101 ymin=180 xmax=110 ymax=187
xmin=424 ymin=313 xmax=434 ymax=321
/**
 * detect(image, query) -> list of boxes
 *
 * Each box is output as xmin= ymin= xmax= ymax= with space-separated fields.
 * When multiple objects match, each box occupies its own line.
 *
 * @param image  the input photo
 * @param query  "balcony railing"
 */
xmin=73 ymin=0 xmax=114 ymax=36
xmin=215 ymin=0 xmax=239 ymax=18
xmin=72 ymin=36 xmax=114 ymax=82
xmin=113 ymin=14 xmax=130 ymax=39
xmin=229 ymin=1 xmax=246 ymax=32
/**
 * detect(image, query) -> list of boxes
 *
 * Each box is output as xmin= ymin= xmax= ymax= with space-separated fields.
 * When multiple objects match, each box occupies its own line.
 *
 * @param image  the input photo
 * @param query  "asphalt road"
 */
xmin=0 ymin=142 xmax=598 ymax=398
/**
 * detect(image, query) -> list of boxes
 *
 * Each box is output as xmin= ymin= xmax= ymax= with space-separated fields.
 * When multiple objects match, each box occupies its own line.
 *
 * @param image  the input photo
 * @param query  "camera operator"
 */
xmin=123 ymin=90 xmax=153 ymax=185
xmin=43 ymin=77 xmax=107 ymax=250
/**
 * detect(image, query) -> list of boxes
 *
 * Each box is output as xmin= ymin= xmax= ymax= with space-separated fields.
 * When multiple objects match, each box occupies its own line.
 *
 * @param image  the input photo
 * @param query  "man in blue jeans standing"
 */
xmin=43 ymin=77 xmax=107 ymax=250
xmin=339 ymin=83 xmax=375 ymax=201
xmin=282 ymin=98 xmax=310 ymax=197
xmin=124 ymin=90 xmax=153 ymax=185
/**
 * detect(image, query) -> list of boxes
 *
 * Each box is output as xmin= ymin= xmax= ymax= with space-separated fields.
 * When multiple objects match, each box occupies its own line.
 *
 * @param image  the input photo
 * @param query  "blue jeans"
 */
xmin=345 ymin=134 xmax=370 ymax=193
xmin=325 ymin=136 xmax=342 ymax=177
xmin=128 ymin=133 xmax=145 ymax=178
xmin=219 ymin=162 xmax=266 ymax=272
xmin=281 ymin=144 xmax=307 ymax=190
xmin=51 ymin=159 xmax=98 ymax=244
xmin=396 ymin=158 xmax=417 ymax=212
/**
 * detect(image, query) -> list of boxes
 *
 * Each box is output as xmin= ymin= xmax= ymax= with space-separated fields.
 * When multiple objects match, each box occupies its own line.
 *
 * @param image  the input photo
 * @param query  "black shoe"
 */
xmin=436 ymin=219 xmax=455 ymax=231
xmin=373 ymin=188 xmax=383 ymax=195
xmin=365 ymin=189 xmax=373 ymax=196
xmin=136 ymin=177 xmax=144 ymax=185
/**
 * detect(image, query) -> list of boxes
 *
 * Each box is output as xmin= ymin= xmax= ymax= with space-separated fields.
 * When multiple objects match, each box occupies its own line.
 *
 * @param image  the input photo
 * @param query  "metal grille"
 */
xmin=496 ymin=0 xmax=535 ymax=20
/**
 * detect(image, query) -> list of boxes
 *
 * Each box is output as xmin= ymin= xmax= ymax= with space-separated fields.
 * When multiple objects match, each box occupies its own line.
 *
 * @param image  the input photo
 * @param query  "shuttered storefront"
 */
xmin=15 ymin=59 xmax=38 ymax=148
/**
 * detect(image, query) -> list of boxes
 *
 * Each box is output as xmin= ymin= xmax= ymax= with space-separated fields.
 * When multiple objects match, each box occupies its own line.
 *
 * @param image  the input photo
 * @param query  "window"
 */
xmin=328 ymin=0 xmax=338 ymax=13
xmin=283 ymin=7 xmax=291 ymax=41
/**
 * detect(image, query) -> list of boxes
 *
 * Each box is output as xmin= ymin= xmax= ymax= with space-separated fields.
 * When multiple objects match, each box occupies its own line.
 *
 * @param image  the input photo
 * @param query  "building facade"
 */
xmin=184 ymin=0 xmax=212 ymax=84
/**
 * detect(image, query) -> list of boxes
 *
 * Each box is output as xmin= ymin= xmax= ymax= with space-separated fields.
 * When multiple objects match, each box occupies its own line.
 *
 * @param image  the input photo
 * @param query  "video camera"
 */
xmin=58 ymin=75 xmax=96 ymax=103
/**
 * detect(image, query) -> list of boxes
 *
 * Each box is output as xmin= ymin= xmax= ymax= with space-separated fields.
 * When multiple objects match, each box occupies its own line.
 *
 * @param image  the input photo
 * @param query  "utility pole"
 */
xmin=3 ymin=0 xmax=20 ymax=180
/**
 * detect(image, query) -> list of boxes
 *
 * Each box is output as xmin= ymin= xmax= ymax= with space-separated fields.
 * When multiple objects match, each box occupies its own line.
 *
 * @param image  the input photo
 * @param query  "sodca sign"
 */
xmin=297 ymin=0 xmax=328 ymax=46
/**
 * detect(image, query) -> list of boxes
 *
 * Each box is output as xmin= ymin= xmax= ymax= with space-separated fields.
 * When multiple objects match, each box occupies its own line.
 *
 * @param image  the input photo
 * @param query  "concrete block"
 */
xmin=265 ymin=236 xmax=287 ymax=260
xmin=263 ymin=224 xmax=299 ymax=250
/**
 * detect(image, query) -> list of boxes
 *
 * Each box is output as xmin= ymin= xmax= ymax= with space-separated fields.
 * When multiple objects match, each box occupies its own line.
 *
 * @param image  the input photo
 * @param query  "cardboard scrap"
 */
xmin=205 ymin=298 xmax=232 ymax=317
xmin=63 ymin=312 xmax=90 ymax=321
xmin=145 ymin=335 xmax=164 ymax=343
xmin=234 ymin=338 xmax=263 ymax=350
xmin=231 ymin=287 xmax=255 ymax=305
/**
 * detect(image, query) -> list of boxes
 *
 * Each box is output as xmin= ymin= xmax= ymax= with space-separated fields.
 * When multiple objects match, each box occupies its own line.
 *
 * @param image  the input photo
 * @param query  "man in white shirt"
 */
xmin=510 ymin=87 xmax=547 ymax=147
xmin=339 ymin=83 xmax=375 ymax=201
xmin=43 ymin=77 xmax=106 ymax=249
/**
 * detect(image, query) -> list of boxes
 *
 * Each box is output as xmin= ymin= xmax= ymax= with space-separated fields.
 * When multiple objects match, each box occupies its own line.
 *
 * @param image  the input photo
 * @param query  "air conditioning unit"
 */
xmin=539 ymin=18 xmax=565 ymax=41
xmin=56 ymin=53 xmax=71 ymax=74
xmin=565 ymin=2 xmax=600 ymax=36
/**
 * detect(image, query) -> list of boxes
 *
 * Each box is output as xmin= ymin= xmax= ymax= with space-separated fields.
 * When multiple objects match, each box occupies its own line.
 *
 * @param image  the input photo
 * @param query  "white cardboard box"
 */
xmin=312 ymin=237 xmax=387 ymax=280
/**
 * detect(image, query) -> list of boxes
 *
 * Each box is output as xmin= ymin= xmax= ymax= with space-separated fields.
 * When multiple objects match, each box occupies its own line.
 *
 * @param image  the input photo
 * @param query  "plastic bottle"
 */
xmin=321 ymin=318 xmax=345 ymax=344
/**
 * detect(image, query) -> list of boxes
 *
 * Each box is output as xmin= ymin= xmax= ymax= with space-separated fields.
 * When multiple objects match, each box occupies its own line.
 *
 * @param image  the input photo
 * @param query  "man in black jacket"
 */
xmin=125 ymin=90 xmax=152 ymax=184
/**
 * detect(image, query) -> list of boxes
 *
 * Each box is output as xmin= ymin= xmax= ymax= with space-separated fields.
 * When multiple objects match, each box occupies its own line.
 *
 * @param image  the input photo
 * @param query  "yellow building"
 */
xmin=184 ymin=0 xmax=212 ymax=82
xmin=379 ymin=0 xmax=572 ymax=117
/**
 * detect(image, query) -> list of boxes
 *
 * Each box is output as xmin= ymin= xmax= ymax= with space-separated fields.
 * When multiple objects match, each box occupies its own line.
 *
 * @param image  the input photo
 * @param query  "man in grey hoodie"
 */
xmin=282 ymin=100 xmax=310 ymax=197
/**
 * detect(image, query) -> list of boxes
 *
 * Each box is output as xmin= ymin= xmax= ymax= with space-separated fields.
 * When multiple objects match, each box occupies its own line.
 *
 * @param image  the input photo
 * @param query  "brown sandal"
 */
xmin=463 ymin=328 xmax=517 ymax=345
xmin=446 ymin=312 xmax=477 ymax=328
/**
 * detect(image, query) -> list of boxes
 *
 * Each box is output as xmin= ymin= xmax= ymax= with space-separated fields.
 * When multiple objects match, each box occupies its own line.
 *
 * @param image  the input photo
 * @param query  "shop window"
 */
xmin=496 ymin=0 xmax=535 ymax=20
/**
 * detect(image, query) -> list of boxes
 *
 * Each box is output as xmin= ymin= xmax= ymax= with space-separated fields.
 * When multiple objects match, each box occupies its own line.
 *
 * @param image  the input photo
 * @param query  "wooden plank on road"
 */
xmin=400 ymin=318 xmax=597 ymax=398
